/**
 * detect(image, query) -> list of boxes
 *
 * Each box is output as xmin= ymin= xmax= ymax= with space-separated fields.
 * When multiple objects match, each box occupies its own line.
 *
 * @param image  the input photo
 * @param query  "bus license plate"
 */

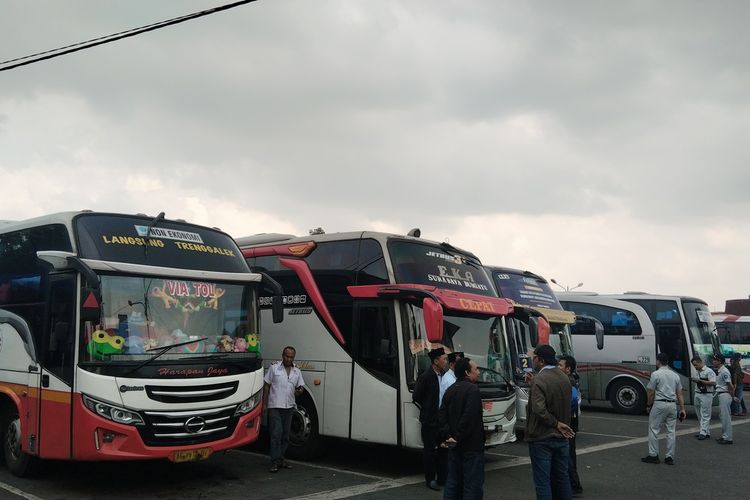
xmin=172 ymin=448 xmax=212 ymax=463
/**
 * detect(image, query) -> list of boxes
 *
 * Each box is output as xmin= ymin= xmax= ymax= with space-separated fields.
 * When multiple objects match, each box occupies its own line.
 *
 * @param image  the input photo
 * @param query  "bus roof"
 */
xmin=0 ymin=211 xmax=228 ymax=237
xmin=236 ymin=230 xmax=481 ymax=260
xmin=556 ymin=291 xmax=708 ymax=306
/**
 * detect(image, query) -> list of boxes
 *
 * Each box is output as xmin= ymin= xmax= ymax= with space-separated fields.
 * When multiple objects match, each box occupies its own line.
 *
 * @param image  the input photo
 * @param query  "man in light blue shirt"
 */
xmin=439 ymin=351 xmax=464 ymax=407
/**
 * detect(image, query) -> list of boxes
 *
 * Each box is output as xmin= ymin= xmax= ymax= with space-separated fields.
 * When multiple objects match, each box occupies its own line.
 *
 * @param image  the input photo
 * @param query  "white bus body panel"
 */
xmin=351 ymin=365 xmax=397 ymax=444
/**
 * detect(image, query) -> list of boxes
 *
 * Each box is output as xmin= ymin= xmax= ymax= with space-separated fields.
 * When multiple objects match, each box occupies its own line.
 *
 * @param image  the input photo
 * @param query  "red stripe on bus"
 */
xmin=279 ymin=257 xmax=346 ymax=346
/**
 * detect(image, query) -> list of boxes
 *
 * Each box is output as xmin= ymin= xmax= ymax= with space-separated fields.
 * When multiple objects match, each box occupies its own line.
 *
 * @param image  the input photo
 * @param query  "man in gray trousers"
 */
xmin=642 ymin=353 xmax=687 ymax=465
xmin=712 ymin=354 xmax=736 ymax=445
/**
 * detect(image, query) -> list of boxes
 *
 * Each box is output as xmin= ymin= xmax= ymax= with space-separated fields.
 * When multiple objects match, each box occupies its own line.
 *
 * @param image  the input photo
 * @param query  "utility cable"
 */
xmin=0 ymin=0 xmax=258 ymax=72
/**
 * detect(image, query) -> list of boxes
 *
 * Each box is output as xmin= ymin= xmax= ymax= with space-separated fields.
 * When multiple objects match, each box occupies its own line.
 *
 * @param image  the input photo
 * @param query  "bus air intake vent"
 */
xmin=145 ymin=381 xmax=238 ymax=403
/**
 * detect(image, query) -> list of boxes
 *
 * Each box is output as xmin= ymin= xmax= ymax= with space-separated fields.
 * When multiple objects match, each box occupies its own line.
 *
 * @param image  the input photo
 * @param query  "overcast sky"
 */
xmin=2 ymin=1 xmax=749 ymax=311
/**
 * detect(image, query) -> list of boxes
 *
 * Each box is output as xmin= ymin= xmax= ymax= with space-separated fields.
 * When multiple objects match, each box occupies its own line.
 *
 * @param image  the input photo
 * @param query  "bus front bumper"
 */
xmin=71 ymin=393 xmax=262 ymax=462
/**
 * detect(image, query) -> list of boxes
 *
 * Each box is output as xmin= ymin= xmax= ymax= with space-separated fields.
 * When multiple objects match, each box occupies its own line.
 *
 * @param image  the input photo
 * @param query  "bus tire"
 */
xmin=609 ymin=379 xmax=646 ymax=415
xmin=286 ymin=396 xmax=325 ymax=460
xmin=3 ymin=412 xmax=40 ymax=477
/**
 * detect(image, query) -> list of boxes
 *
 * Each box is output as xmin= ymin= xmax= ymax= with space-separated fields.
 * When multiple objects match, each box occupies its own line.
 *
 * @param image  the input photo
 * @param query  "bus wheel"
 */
xmin=287 ymin=398 xmax=325 ymax=460
xmin=3 ymin=413 xmax=40 ymax=477
xmin=609 ymin=379 xmax=646 ymax=415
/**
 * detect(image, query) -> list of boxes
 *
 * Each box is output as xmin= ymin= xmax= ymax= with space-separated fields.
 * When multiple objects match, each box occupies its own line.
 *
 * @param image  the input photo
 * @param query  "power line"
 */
xmin=0 ymin=0 xmax=258 ymax=73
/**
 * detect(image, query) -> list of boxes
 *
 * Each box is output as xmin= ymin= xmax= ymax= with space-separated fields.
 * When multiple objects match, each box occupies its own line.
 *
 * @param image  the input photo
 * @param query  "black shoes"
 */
xmin=427 ymin=480 xmax=441 ymax=491
xmin=716 ymin=438 xmax=734 ymax=445
xmin=641 ymin=455 xmax=660 ymax=464
xmin=696 ymin=434 xmax=710 ymax=440
xmin=269 ymin=464 xmax=279 ymax=473
xmin=664 ymin=456 xmax=674 ymax=465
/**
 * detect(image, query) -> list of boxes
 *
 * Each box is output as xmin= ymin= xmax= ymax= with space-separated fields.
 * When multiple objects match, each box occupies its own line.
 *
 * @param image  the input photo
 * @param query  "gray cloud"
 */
xmin=2 ymin=0 xmax=750 ymax=231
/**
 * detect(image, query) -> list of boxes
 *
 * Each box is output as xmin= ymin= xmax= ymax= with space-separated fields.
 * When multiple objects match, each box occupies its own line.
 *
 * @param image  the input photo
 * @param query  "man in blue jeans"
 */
xmin=263 ymin=346 xmax=306 ymax=473
xmin=525 ymin=345 xmax=575 ymax=500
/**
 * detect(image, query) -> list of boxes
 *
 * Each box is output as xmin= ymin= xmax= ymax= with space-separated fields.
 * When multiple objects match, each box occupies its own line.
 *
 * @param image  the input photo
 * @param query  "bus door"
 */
xmin=350 ymin=301 xmax=399 ymax=445
xmin=38 ymin=274 xmax=76 ymax=459
xmin=655 ymin=323 xmax=691 ymax=399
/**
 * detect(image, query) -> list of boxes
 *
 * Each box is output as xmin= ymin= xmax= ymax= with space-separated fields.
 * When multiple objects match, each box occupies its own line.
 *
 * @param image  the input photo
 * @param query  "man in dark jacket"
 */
xmin=526 ymin=345 xmax=575 ymax=500
xmin=439 ymin=357 xmax=484 ymax=500
xmin=413 ymin=347 xmax=448 ymax=490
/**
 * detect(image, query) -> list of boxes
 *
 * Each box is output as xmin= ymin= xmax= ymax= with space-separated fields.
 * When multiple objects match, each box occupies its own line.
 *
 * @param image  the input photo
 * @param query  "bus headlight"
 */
xmin=234 ymin=389 xmax=262 ymax=416
xmin=82 ymin=394 xmax=144 ymax=426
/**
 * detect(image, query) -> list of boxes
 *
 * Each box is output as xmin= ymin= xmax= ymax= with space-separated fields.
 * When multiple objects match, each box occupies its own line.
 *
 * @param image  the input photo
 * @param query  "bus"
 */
xmin=486 ymin=267 xmax=576 ymax=429
xmin=712 ymin=313 xmax=750 ymax=385
xmin=557 ymin=292 xmax=721 ymax=414
xmin=237 ymin=230 xmax=527 ymax=458
xmin=0 ymin=211 xmax=282 ymax=476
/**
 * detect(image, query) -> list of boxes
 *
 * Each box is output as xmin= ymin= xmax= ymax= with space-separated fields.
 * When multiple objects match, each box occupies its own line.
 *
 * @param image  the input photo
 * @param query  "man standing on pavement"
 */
xmin=440 ymin=351 xmax=464 ymax=407
xmin=558 ymin=354 xmax=583 ymax=496
xmin=712 ymin=354 xmax=735 ymax=444
xmin=263 ymin=346 xmax=306 ymax=473
xmin=642 ymin=353 xmax=686 ymax=465
xmin=526 ymin=344 xmax=575 ymax=500
xmin=690 ymin=355 xmax=715 ymax=440
xmin=729 ymin=353 xmax=746 ymax=416
xmin=440 ymin=357 xmax=484 ymax=500
xmin=413 ymin=347 xmax=448 ymax=490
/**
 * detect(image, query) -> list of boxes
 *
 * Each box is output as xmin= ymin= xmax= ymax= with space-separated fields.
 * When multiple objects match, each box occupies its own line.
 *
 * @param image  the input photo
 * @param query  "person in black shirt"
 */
xmin=439 ymin=357 xmax=484 ymax=500
xmin=413 ymin=347 xmax=448 ymax=490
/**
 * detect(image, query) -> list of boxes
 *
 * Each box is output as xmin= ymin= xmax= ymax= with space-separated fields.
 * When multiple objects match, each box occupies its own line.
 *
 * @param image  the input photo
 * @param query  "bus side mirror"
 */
xmin=272 ymin=295 xmax=284 ymax=324
xmin=574 ymin=315 xmax=605 ymax=350
xmin=529 ymin=316 xmax=550 ymax=346
xmin=423 ymin=297 xmax=444 ymax=344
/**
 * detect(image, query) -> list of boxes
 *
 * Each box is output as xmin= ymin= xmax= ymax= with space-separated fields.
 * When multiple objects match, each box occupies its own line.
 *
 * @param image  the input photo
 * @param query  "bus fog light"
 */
xmin=102 ymin=432 xmax=116 ymax=443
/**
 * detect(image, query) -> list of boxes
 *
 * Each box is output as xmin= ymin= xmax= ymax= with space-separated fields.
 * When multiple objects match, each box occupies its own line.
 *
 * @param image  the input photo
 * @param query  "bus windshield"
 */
xmin=492 ymin=271 xmax=563 ymax=310
xmin=682 ymin=300 xmax=721 ymax=356
xmin=403 ymin=304 xmax=512 ymax=388
xmin=389 ymin=240 xmax=495 ymax=297
xmin=80 ymin=275 xmax=259 ymax=371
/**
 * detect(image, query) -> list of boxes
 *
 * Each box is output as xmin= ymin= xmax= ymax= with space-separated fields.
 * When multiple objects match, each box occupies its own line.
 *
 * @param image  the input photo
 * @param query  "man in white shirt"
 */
xmin=690 ymin=355 xmax=716 ymax=440
xmin=643 ymin=353 xmax=686 ymax=465
xmin=712 ymin=354 xmax=735 ymax=445
xmin=263 ymin=346 xmax=306 ymax=472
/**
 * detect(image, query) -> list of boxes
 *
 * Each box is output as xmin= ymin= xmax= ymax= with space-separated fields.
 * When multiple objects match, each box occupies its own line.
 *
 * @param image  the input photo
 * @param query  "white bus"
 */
xmin=238 ymin=230 xmax=526 ymax=458
xmin=557 ymin=292 xmax=721 ymax=414
xmin=0 ymin=212 xmax=282 ymax=476
xmin=712 ymin=313 xmax=750 ymax=385
xmin=486 ymin=267 xmax=576 ymax=429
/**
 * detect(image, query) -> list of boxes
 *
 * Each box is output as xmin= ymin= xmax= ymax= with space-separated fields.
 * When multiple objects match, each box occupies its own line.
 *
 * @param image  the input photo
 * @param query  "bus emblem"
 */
xmin=184 ymin=416 xmax=207 ymax=434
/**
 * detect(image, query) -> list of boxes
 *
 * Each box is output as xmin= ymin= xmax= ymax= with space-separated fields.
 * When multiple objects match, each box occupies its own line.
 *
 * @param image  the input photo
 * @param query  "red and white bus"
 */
xmin=0 ymin=212 xmax=281 ymax=476
xmin=238 ymin=230 xmax=525 ymax=458
xmin=712 ymin=313 xmax=750 ymax=385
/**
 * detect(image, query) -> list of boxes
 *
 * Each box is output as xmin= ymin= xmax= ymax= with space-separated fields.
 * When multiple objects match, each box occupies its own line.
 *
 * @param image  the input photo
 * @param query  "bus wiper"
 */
xmin=124 ymin=336 xmax=208 ymax=376
xmin=143 ymin=211 xmax=165 ymax=258
xmin=480 ymin=366 xmax=514 ymax=388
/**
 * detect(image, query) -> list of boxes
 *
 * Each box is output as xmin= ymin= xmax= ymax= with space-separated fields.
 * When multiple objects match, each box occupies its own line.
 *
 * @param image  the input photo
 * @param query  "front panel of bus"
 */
xmin=388 ymin=240 xmax=517 ymax=447
xmin=51 ymin=215 xmax=263 ymax=461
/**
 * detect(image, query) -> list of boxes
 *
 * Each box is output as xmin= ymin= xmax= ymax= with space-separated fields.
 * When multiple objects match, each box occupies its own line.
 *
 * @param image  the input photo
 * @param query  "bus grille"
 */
xmin=138 ymin=405 xmax=238 ymax=446
xmin=145 ymin=381 xmax=238 ymax=403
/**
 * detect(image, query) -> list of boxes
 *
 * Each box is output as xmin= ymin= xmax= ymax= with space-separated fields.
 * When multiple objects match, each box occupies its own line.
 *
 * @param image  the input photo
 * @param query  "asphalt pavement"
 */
xmin=1 ymin=400 xmax=748 ymax=500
